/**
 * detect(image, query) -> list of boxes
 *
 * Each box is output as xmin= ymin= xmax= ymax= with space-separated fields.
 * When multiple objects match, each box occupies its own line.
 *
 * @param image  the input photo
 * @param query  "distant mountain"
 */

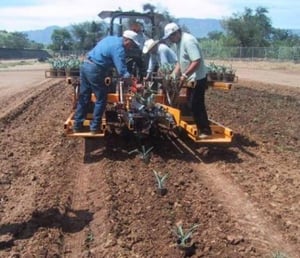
xmin=288 ymin=29 xmax=300 ymax=36
xmin=24 ymin=18 xmax=300 ymax=45
xmin=178 ymin=18 xmax=224 ymax=38
xmin=24 ymin=18 xmax=224 ymax=45
xmin=24 ymin=26 xmax=61 ymax=45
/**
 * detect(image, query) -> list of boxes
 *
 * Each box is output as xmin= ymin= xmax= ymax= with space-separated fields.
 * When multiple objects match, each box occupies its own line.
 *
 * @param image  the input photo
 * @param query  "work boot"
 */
xmin=90 ymin=129 xmax=102 ymax=135
xmin=90 ymin=125 xmax=102 ymax=134
xmin=73 ymin=122 xmax=84 ymax=133
xmin=73 ymin=127 xmax=84 ymax=133
xmin=198 ymin=127 xmax=212 ymax=139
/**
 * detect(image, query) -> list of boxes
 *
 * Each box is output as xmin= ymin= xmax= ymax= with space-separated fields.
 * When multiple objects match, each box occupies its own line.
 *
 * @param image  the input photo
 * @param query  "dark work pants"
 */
xmin=187 ymin=77 xmax=211 ymax=132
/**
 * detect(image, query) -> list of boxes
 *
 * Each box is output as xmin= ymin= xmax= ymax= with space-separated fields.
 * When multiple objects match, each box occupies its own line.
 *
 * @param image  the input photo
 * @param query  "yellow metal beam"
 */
xmin=66 ymin=131 xmax=105 ymax=138
xmin=208 ymin=81 xmax=232 ymax=90
xmin=157 ymin=104 xmax=233 ymax=143
xmin=158 ymin=104 xmax=181 ymax=126
xmin=64 ymin=111 xmax=107 ymax=137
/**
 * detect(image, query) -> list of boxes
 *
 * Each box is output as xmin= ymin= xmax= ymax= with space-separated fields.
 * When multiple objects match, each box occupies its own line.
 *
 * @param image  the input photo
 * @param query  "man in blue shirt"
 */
xmin=73 ymin=30 xmax=140 ymax=134
xmin=142 ymin=39 xmax=177 ymax=80
xmin=162 ymin=23 xmax=212 ymax=139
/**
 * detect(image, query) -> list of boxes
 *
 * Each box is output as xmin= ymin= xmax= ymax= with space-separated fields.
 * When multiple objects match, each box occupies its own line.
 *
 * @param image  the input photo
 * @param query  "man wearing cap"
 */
xmin=130 ymin=21 xmax=147 ymax=49
xmin=162 ymin=22 xmax=212 ymax=139
xmin=142 ymin=39 xmax=177 ymax=80
xmin=73 ymin=30 xmax=140 ymax=134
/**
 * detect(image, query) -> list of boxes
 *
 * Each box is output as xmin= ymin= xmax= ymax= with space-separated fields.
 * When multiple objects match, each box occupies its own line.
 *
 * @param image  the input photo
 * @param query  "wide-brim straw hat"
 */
xmin=142 ymin=39 xmax=159 ymax=54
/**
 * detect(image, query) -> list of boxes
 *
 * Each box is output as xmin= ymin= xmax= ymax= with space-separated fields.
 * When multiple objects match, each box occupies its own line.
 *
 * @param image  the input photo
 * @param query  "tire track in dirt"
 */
xmin=191 ymin=162 xmax=299 ymax=258
xmin=62 ymin=145 xmax=91 ymax=257
xmin=63 ymin=153 xmax=113 ymax=257
xmin=204 ymin=79 xmax=300 ymax=257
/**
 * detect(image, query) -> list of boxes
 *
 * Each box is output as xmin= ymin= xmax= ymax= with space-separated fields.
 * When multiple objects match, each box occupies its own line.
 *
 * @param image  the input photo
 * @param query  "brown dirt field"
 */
xmin=0 ymin=61 xmax=299 ymax=258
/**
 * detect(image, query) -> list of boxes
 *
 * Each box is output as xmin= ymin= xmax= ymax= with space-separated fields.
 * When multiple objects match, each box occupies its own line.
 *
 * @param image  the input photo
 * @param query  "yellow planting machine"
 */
xmin=62 ymin=11 xmax=233 ymax=153
xmin=64 ymin=76 xmax=233 ymax=144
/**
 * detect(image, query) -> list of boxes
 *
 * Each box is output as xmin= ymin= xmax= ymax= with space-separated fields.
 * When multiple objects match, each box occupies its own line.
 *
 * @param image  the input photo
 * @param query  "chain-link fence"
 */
xmin=203 ymin=46 xmax=300 ymax=63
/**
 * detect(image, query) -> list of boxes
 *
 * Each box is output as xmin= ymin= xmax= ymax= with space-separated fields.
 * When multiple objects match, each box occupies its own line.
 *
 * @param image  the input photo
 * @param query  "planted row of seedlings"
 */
xmin=129 ymin=144 xmax=199 ymax=256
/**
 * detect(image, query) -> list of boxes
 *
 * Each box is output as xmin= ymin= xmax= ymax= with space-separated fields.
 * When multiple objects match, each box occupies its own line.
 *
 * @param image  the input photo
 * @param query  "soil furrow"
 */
xmin=192 ymin=162 xmax=299 ymax=257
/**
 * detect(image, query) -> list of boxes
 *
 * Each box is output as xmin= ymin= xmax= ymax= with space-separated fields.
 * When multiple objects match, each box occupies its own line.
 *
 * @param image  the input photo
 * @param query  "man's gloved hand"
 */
xmin=169 ymin=72 xmax=175 ymax=80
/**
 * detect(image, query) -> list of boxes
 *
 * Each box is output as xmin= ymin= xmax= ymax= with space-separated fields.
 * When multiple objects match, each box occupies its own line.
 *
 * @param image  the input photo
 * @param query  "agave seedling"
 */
xmin=128 ymin=145 xmax=154 ymax=164
xmin=173 ymin=223 xmax=199 ymax=248
xmin=153 ymin=169 xmax=168 ymax=189
xmin=271 ymin=251 xmax=289 ymax=258
xmin=153 ymin=169 xmax=168 ymax=195
xmin=133 ymin=85 xmax=156 ymax=109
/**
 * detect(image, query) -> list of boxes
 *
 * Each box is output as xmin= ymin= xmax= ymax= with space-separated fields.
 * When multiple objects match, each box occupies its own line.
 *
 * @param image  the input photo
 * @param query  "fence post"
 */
xmin=239 ymin=47 xmax=242 ymax=60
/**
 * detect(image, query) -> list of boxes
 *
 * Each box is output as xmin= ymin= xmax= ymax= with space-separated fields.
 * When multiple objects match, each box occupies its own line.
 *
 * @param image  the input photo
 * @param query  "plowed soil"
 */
xmin=0 ymin=61 xmax=299 ymax=258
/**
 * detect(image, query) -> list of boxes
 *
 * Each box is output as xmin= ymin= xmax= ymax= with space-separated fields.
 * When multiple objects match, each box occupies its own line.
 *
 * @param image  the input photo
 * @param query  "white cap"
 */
xmin=123 ymin=30 xmax=140 ymax=47
xmin=142 ymin=39 xmax=159 ymax=54
xmin=163 ymin=22 xmax=180 ymax=40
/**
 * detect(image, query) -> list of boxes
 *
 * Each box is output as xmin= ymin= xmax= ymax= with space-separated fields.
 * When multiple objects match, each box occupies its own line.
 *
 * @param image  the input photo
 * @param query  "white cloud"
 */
xmin=0 ymin=0 xmax=232 ymax=31
xmin=0 ymin=0 xmax=299 ymax=31
xmin=154 ymin=0 xmax=232 ymax=19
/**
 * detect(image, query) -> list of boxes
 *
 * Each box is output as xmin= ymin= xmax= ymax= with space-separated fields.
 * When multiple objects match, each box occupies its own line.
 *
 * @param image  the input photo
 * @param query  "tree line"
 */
xmin=0 ymin=31 xmax=43 ymax=49
xmin=0 ymin=6 xmax=299 ymax=53
xmin=202 ymin=7 xmax=300 ymax=48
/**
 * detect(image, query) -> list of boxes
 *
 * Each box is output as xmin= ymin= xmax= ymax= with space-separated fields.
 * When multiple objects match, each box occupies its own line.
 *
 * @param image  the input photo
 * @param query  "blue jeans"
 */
xmin=74 ymin=61 xmax=108 ymax=131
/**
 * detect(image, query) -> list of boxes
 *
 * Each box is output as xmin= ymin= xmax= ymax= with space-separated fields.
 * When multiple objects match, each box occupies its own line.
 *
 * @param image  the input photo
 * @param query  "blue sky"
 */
xmin=1 ymin=0 xmax=299 ymax=32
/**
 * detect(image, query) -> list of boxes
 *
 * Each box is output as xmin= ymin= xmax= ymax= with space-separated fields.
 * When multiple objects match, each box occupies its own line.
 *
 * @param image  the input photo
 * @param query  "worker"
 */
xmin=73 ymin=30 xmax=140 ymax=134
xmin=142 ymin=39 xmax=177 ymax=80
xmin=162 ymin=22 xmax=212 ymax=139
xmin=130 ymin=21 xmax=147 ymax=49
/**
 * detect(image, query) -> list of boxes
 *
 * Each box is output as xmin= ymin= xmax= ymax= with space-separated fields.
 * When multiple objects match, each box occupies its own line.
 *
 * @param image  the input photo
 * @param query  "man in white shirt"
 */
xmin=162 ymin=22 xmax=212 ymax=138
